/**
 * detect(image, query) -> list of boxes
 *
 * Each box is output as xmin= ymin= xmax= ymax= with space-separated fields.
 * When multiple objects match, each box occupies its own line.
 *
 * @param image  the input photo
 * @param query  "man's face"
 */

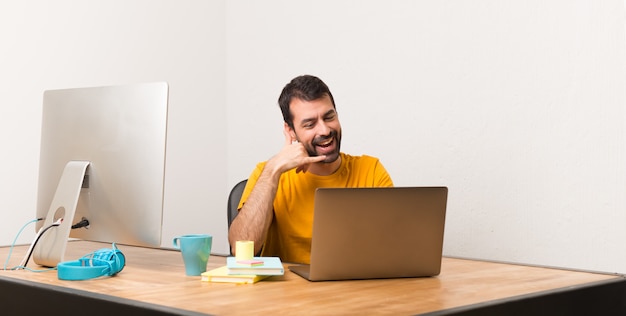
xmin=288 ymin=94 xmax=342 ymax=163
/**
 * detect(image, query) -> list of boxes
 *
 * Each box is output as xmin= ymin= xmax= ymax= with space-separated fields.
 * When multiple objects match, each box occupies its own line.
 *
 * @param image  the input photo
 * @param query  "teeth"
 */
xmin=318 ymin=138 xmax=332 ymax=146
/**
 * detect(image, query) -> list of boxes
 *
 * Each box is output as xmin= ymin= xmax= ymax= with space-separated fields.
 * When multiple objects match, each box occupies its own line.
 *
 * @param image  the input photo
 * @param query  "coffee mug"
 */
xmin=173 ymin=234 xmax=213 ymax=276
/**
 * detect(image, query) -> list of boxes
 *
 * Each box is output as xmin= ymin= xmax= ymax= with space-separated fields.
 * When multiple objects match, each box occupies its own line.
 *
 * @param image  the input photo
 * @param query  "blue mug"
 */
xmin=173 ymin=234 xmax=213 ymax=276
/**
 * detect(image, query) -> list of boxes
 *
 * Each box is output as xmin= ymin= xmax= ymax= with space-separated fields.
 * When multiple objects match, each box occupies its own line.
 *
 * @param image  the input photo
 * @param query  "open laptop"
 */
xmin=288 ymin=186 xmax=448 ymax=281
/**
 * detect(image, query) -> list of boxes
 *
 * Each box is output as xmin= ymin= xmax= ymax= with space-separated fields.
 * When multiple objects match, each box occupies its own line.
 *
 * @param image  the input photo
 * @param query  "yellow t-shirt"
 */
xmin=238 ymin=153 xmax=393 ymax=264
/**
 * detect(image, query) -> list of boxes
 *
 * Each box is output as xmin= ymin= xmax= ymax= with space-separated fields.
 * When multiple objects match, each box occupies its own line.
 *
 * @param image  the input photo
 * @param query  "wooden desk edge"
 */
xmin=419 ymin=272 xmax=626 ymax=316
xmin=0 ymin=275 xmax=208 ymax=316
xmin=444 ymin=255 xmax=626 ymax=278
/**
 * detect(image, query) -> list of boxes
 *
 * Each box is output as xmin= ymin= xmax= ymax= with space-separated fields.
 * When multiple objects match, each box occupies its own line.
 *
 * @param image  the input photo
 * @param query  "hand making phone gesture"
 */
xmin=268 ymin=128 xmax=327 ymax=174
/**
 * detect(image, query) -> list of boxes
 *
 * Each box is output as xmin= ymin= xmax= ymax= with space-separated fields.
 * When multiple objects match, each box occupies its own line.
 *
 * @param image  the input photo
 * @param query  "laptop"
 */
xmin=288 ymin=186 xmax=448 ymax=281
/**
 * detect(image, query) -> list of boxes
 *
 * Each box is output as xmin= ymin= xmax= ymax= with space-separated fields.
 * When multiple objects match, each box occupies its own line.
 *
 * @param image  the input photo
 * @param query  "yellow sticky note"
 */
xmin=236 ymin=240 xmax=254 ymax=261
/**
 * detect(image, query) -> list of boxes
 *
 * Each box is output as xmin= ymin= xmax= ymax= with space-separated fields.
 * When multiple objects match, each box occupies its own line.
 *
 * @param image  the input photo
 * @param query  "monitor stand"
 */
xmin=32 ymin=160 xmax=90 ymax=267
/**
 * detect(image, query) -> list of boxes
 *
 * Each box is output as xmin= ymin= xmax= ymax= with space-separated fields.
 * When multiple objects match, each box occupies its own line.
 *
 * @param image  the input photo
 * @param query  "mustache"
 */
xmin=312 ymin=130 xmax=338 ymax=146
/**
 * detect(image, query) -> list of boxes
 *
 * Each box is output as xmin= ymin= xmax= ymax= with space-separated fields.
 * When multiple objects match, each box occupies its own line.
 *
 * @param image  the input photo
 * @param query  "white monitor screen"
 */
xmin=33 ymin=82 xmax=168 ymax=266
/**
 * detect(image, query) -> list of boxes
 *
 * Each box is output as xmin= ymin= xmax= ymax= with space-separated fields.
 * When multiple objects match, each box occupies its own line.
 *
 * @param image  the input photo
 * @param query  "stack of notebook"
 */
xmin=201 ymin=256 xmax=284 ymax=284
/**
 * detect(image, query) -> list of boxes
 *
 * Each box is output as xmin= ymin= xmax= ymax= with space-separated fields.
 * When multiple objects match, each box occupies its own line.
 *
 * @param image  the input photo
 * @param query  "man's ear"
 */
xmin=284 ymin=122 xmax=296 ymax=140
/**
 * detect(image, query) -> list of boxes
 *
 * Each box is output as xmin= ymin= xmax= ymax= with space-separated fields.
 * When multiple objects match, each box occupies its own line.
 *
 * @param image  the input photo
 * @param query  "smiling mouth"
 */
xmin=316 ymin=138 xmax=333 ymax=148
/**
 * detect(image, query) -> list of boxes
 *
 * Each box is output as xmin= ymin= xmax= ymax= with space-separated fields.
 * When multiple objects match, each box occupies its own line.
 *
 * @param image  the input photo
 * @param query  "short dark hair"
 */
xmin=278 ymin=75 xmax=336 ymax=129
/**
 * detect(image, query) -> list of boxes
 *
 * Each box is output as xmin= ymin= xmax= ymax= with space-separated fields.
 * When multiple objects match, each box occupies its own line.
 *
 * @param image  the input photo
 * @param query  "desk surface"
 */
xmin=0 ymin=241 xmax=623 ymax=315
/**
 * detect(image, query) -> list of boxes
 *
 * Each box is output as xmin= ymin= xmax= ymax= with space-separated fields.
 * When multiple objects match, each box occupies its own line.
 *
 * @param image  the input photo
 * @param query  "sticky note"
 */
xmin=236 ymin=240 xmax=254 ymax=261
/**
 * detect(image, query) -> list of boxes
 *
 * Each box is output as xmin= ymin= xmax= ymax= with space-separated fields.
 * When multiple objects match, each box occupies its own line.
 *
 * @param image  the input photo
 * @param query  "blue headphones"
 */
xmin=57 ymin=243 xmax=126 ymax=281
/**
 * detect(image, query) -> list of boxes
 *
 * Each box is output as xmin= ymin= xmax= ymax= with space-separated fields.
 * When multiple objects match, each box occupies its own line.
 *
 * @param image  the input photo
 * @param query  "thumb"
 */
xmin=306 ymin=155 xmax=327 ymax=164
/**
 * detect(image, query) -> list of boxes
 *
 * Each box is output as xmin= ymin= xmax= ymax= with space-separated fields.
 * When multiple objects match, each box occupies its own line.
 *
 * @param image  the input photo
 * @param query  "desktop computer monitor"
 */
xmin=32 ymin=82 xmax=169 ymax=267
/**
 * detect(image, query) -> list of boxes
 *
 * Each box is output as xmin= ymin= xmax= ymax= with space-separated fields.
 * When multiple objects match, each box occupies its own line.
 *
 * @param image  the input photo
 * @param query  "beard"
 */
xmin=303 ymin=129 xmax=341 ymax=163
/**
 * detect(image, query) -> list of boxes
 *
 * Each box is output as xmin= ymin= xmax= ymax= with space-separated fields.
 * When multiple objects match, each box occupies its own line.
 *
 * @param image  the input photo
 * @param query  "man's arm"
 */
xmin=228 ymin=128 xmax=326 ymax=255
xmin=228 ymin=162 xmax=281 ymax=256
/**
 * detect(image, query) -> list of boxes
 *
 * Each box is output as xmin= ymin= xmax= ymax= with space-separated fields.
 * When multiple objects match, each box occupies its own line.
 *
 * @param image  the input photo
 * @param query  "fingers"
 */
xmin=295 ymin=155 xmax=327 ymax=173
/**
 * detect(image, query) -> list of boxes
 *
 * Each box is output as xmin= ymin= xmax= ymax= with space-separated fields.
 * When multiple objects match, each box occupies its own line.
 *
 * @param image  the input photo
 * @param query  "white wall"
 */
xmin=2 ymin=1 xmax=626 ymax=274
xmin=226 ymin=0 xmax=626 ymax=274
xmin=0 ymin=1 xmax=229 ymax=254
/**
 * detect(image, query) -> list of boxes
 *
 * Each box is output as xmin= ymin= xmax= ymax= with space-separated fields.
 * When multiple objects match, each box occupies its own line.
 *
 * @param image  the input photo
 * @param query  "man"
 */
xmin=228 ymin=75 xmax=393 ymax=264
